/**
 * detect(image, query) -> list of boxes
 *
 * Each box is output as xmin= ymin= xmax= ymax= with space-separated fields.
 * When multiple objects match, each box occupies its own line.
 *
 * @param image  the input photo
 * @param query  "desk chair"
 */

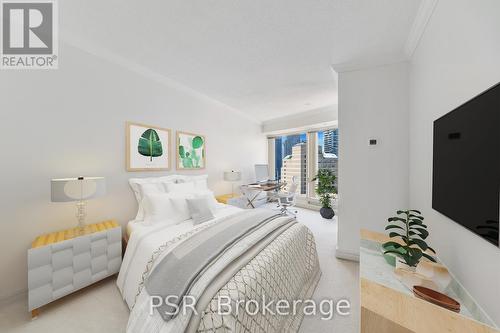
xmin=274 ymin=177 xmax=298 ymax=216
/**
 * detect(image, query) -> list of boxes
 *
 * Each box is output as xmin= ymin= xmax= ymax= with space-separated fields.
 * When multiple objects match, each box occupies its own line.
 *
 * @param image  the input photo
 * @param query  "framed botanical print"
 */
xmin=126 ymin=122 xmax=171 ymax=171
xmin=176 ymin=131 xmax=206 ymax=170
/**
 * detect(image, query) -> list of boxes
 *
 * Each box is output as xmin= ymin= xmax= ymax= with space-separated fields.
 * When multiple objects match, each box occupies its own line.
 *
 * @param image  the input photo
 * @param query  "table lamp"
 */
xmin=223 ymin=170 xmax=241 ymax=197
xmin=51 ymin=177 xmax=106 ymax=234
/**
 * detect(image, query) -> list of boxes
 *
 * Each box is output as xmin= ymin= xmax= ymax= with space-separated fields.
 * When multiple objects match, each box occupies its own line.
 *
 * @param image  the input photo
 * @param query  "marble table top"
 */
xmin=360 ymin=238 xmax=497 ymax=328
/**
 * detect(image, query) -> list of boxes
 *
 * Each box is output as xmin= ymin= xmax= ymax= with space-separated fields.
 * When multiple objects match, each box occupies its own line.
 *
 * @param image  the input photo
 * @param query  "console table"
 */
xmin=360 ymin=229 xmax=499 ymax=333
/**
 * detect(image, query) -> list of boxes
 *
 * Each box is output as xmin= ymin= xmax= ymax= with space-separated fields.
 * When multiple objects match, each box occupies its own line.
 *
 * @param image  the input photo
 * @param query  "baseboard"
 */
xmin=295 ymin=202 xmax=320 ymax=211
xmin=335 ymin=246 xmax=360 ymax=262
xmin=0 ymin=288 xmax=27 ymax=306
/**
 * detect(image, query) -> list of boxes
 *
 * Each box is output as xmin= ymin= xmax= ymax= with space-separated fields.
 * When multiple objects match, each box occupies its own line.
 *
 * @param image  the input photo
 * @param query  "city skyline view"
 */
xmin=274 ymin=129 xmax=338 ymax=195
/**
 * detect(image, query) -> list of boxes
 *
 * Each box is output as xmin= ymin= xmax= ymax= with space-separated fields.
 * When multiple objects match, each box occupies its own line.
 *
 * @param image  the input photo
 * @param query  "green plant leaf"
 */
xmin=422 ymin=253 xmax=437 ymax=262
xmin=382 ymin=241 xmax=403 ymax=249
xmin=409 ymin=214 xmax=424 ymax=220
xmin=409 ymin=209 xmax=422 ymax=214
xmin=409 ymin=238 xmax=428 ymax=251
xmin=408 ymin=247 xmax=423 ymax=260
xmin=427 ymin=246 xmax=436 ymax=254
xmin=389 ymin=232 xmax=403 ymax=238
xmin=138 ymin=129 xmax=163 ymax=161
xmin=384 ymin=250 xmax=405 ymax=257
xmin=385 ymin=225 xmax=405 ymax=231
xmin=412 ymin=228 xmax=429 ymax=239
xmin=409 ymin=221 xmax=425 ymax=227
xmin=192 ymin=136 xmax=204 ymax=149
xmin=388 ymin=217 xmax=406 ymax=223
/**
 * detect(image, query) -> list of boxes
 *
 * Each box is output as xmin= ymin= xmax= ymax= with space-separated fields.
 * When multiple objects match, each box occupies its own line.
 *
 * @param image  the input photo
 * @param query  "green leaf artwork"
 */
xmin=178 ymin=134 xmax=205 ymax=168
xmin=138 ymin=128 xmax=163 ymax=161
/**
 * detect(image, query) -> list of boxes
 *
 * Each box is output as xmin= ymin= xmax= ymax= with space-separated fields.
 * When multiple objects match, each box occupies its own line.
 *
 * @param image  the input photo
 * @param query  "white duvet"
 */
xmin=117 ymin=204 xmax=243 ymax=309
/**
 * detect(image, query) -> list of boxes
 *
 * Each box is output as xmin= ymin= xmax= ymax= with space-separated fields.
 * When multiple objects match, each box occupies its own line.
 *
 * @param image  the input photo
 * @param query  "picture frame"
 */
xmin=176 ymin=131 xmax=206 ymax=170
xmin=126 ymin=122 xmax=171 ymax=171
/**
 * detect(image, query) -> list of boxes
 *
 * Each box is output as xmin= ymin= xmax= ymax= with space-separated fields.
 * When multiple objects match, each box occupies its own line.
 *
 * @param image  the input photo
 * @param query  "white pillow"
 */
xmin=142 ymin=193 xmax=191 ymax=225
xmin=129 ymin=176 xmax=177 ymax=203
xmin=139 ymin=183 xmax=164 ymax=196
xmin=177 ymin=175 xmax=209 ymax=190
xmin=164 ymin=181 xmax=196 ymax=193
xmin=186 ymin=197 xmax=215 ymax=225
xmin=193 ymin=190 xmax=219 ymax=211
xmin=193 ymin=178 xmax=208 ymax=191
xmin=135 ymin=183 xmax=166 ymax=221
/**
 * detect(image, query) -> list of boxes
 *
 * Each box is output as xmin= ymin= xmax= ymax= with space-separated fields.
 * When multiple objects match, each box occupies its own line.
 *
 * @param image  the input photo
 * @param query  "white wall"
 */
xmin=0 ymin=43 xmax=266 ymax=300
xmin=409 ymin=0 xmax=500 ymax=324
xmin=336 ymin=62 xmax=409 ymax=258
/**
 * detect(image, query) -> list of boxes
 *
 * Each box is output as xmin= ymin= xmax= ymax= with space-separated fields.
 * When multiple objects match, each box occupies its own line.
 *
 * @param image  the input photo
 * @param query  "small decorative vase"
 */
xmin=320 ymin=207 xmax=335 ymax=219
xmin=396 ymin=260 xmax=417 ymax=272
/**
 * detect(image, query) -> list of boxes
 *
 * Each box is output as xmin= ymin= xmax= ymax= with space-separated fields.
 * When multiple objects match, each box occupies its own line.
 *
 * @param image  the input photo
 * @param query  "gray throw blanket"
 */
xmin=145 ymin=210 xmax=288 ymax=321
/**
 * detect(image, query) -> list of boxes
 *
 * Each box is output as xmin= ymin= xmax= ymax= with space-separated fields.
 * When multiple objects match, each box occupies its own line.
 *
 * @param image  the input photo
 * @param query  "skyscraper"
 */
xmin=281 ymin=142 xmax=307 ymax=194
xmin=323 ymin=129 xmax=339 ymax=157
xmin=274 ymin=137 xmax=283 ymax=180
xmin=283 ymin=134 xmax=304 ymax=157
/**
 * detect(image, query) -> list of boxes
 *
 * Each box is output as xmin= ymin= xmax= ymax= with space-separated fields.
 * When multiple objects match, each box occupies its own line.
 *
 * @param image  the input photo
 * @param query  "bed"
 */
xmin=117 ymin=175 xmax=321 ymax=333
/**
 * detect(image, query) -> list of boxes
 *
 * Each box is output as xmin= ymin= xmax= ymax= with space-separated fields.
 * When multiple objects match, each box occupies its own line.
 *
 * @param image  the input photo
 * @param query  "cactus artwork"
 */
xmin=177 ymin=132 xmax=205 ymax=169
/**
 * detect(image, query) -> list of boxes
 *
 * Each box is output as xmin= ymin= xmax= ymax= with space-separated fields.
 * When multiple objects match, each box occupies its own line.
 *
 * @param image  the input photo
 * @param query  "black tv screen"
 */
xmin=432 ymin=82 xmax=500 ymax=247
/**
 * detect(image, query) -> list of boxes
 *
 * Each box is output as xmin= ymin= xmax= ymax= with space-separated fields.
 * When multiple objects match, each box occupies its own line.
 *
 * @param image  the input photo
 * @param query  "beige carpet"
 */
xmin=0 ymin=205 xmax=359 ymax=333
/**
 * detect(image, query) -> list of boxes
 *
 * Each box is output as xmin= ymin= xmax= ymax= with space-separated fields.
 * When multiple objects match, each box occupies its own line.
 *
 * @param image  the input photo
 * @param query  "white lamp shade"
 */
xmin=51 ymin=177 xmax=106 ymax=202
xmin=224 ymin=171 xmax=241 ymax=182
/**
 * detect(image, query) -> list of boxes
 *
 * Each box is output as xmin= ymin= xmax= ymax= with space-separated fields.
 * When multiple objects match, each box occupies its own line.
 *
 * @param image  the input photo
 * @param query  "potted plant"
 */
xmin=382 ymin=210 xmax=436 ymax=271
xmin=311 ymin=169 xmax=337 ymax=219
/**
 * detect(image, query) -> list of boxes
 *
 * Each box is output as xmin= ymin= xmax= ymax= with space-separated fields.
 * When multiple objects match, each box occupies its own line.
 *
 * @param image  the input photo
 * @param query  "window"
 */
xmin=314 ymin=129 xmax=339 ymax=198
xmin=273 ymin=133 xmax=307 ymax=195
xmin=269 ymin=128 xmax=338 ymax=204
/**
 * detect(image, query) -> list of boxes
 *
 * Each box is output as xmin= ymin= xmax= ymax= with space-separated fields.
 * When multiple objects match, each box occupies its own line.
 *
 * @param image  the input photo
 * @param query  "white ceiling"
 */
xmin=61 ymin=0 xmax=421 ymax=122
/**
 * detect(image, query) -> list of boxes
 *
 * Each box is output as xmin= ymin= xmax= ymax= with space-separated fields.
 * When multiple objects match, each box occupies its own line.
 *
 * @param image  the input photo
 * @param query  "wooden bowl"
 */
xmin=413 ymin=285 xmax=460 ymax=312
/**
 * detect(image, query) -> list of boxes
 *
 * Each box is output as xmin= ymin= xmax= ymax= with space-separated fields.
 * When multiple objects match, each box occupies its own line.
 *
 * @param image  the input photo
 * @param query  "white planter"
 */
xmin=395 ymin=259 xmax=417 ymax=272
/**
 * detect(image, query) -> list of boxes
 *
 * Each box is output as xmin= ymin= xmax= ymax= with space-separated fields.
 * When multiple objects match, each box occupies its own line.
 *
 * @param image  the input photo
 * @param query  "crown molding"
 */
xmin=332 ymin=0 xmax=438 ymax=74
xmin=404 ymin=0 xmax=439 ymax=59
xmin=331 ymin=59 xmax=408 ymax=74
xmin=59 ymin=32 xmax=261 ymax=125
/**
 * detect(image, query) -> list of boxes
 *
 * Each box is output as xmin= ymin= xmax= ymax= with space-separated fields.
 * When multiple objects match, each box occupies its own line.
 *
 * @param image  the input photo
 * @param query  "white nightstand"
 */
xmin=28 ymin=220 xmax=122 ymax=317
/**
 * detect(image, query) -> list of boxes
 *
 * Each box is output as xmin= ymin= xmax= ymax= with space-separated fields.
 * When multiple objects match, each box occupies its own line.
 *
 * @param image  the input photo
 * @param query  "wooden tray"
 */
xmin=413 ymin=285 xmax=460 ymax=312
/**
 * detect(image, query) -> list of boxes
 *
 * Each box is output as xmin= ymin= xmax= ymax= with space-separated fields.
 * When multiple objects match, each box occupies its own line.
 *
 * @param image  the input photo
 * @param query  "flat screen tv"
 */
xmin=432 ymin=82 xmax=500 ymax=247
